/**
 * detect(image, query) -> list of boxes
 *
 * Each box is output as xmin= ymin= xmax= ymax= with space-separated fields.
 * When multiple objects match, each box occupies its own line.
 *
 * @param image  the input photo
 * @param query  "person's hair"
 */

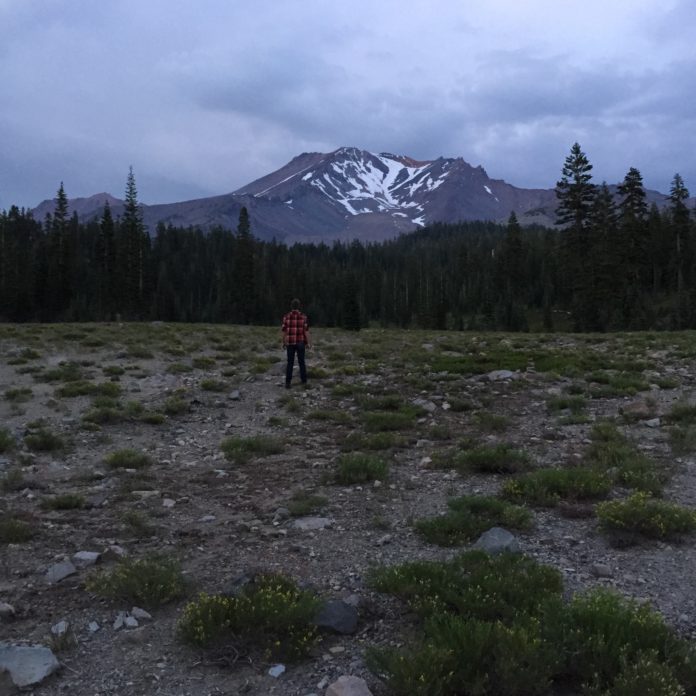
xmin=291 ymin=298 xmax=301 ymax=310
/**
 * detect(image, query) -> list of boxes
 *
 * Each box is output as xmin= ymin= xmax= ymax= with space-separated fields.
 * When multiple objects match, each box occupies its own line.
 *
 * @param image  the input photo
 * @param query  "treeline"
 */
xmin=1 ymin=146 xmax=695 ymax=331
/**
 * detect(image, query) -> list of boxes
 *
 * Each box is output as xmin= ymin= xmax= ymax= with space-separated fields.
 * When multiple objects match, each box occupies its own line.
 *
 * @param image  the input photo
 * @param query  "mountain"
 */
xmin=31 ymin=147 xmax=677 ymax=243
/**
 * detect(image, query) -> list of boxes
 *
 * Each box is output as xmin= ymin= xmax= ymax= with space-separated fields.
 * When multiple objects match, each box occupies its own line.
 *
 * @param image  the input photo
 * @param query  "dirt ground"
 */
xmin=2 ymin=323 xmax=696 ymax=695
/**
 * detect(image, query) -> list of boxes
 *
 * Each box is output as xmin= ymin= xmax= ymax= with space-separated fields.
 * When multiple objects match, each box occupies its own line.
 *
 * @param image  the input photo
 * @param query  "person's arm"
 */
xmin=281 ymin=318 xmax=287 ymax=348
xmin=305 ymin=328 xmax=312 ymax=349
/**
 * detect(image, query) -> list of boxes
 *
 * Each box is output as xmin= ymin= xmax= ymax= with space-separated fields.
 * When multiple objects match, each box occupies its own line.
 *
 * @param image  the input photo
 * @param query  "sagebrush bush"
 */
xmin=24 ymin=428 xmax=66 ymax=452
xmin=456 ymin=444 xmax=531 ymax=474
xmin=41 ymin=493 xmax=85 ymax=510
xmin=596 ymin=492 xmax=696 ymax=541
xmin=287 ymin=490 xmax=328 ymax=516
xmin=220 ymin=435 xmax=284 ymax=464
xmin=0 ymin=427 xmax=15 ymax=453
xmin=368 ymin=552 xmax=696 ymax=696
xmin=415 ymin=495 xmax=532 ymax=546
xmin=178 ymin=573 xmax=320 ymax=660
xmin=104 ymin=448 xmax=153 ymax=470
xmin=334 ymin=453 xmax=388 ymax=484
xmin=0 ymin=514 xmax=34 ymax=544
xmin=87 ymin=555 xmax=186 ymax=607
xmin=502 ymin=467 xmax=612 ymax=507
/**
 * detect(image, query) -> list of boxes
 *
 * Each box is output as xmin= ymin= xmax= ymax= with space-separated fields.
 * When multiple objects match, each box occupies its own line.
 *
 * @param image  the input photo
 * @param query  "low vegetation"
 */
xmin=333 ymin=453 xmax=389 ymax=484
xmin=220 ymin=435 xmax=284 ymax=464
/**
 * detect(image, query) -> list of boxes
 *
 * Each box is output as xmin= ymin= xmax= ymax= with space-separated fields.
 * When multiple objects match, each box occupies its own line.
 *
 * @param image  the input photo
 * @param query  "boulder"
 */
xmin=314 ymin=599 xmax=359 ymax=635
xmin=46 ymin=561 xmax=77 ymax=584
xmin=326 ymin=675 xmax=373 ymax=696
xmin=0 ymin=644 xmax=60 ymax=688
xmin=293 ymin=517 xmax=333 ymax=531
xmin=473 ymin=527 xmax=520 ymax=555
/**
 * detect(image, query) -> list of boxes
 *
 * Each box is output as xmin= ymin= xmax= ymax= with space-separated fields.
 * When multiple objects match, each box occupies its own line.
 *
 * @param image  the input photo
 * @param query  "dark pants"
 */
xmin=286 ymin=342 xmax=307 ymax=385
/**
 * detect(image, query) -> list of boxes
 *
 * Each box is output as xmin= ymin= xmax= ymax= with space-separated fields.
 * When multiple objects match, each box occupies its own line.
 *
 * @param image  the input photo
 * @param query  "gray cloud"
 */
xmin=1 ymin=0 xmax=694 ymax=209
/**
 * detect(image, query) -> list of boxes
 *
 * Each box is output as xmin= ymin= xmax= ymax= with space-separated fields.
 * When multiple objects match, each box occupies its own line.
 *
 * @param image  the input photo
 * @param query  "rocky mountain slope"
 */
xmin=31 ymin=147 xmax=676 ymax=243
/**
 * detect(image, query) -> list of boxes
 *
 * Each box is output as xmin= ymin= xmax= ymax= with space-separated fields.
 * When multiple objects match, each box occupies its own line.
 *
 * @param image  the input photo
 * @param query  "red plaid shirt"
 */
xmin=282 ymin=310 xmax=309 ymax=345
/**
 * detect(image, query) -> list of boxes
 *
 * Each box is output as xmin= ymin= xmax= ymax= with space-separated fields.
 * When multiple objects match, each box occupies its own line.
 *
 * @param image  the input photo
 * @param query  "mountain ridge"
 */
xmin=30 ymin=147 xmax=679 ymax=243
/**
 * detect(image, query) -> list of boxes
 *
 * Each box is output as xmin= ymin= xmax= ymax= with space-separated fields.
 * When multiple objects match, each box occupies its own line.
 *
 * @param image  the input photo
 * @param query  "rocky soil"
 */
xmin=1 ymin=323 xmax=696 ymax=695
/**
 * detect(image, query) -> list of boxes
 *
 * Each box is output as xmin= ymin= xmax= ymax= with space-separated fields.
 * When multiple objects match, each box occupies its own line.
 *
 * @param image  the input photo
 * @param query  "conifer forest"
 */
xmin=1 ymin=146 xmax=695 ymax=332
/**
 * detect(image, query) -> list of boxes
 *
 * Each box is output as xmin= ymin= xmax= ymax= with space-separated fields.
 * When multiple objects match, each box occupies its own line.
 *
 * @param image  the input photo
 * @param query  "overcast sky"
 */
xmin=1 ymin=0 xmax=695 ymax=209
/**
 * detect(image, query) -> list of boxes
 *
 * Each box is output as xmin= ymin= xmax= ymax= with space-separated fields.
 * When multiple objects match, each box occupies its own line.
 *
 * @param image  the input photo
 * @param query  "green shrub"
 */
xmin=368 ymin=613 xmax=557 ymax=696
xmin=178 ymin=573 xmax=320 ymax=660
xmin=86 ymin=555 xmax=185 ymax=607
xmin=610 ymin=651 xmax=685 ymax=696
xmin=473 ymin=411 xmax=511 ymax=433
xmin=555 ymin=588 xmax=696 ymax=693
xmin=596 ymin=492 xmax=696 ymax=541
xmin=547 ymin=394 xmax=587 ymax=414
xmin=24 ymin=428 xmax=66 ymax=452
xmin=104 ymin=448 xmax=153 ymax=470
xmin=456 ymin=444 xmax=531 ymax=474
xmin=287 ymin=490 xmax=328 ymax=516
xmin=162 ymin=395 xmax=189 ymax=415
xmin=585 ymin=423 xmax=665 ymax=494
xmin=41 ymin=493 xmax=85 ymax=510
xmin=334 ymin=453 xmax=388 ymax=484
xmin=361 ymin=410 xmax=416 ymax=432
xmin=102 ymin=365 xmax=125 ymax=377
xmin=502 ymin=467 xmax=612 ymax=507
xmin=308 ymin=409 xmax=352 ymax=424
xmin=340 ymin=432 xmax=403 ymax=451
xmin=41 ymin=362 xmax=83 ymax=382
xmin=167 ymin=362 xmax=193 ymax=374
xmin=121 ymin=510 xmax=156 ymax=538
xmin=669 ymin=425 xmax=696 ymax=455
xmin=0 ymin=515 xmax=34 ymax=544
xmin=56 ymin=380 xmax=122 ymax=398
xmin=221 ymin=435 xmax=284 ymax=464
xmin=0 ymin=427 xmax=15 ymax=453
xmin=192 ymin=356 xmax=216 ymax=369
xmin=369 ymin=551 xmax=563 ymax=623
xmin=200 ymin=378 xmax=226 ymax=392
xmin=415 ymin=496 xmax=532 ymax=546
xmin=4 ymin=387 xmax=33 ymax=402
xmin=1 ymin=468 xmax=25 ymax=492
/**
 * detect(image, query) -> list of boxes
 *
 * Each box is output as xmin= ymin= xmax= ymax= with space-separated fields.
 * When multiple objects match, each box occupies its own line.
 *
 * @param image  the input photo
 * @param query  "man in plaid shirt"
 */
xmin=281 ymin=298 xmax=312 ymax=388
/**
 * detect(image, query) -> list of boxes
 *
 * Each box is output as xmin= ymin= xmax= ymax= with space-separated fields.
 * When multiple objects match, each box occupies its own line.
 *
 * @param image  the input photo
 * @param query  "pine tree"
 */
xmin=118 ymin=167 xmax=148 ymax=318
xmin=668 ymin=173 xmax=691 ymax=325
xmin=234 ymin=206 xmax=255 ymax=323
xmin=555 ymin=143 xmax=596 ymax=329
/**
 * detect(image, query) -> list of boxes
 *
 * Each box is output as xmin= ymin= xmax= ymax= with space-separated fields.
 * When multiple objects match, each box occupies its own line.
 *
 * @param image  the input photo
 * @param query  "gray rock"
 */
xmin=88 ymin=621 xmax=100 ymax=633
xmin=229 ymin=390 xmax=241 ymax=401
xmin=0 ymin=603 xmax=15 ymax=621
xmin=591 ymin=563 xmax=613 ymax=578
xmin=113 ymin=612 xmax=126 ymax=631
xmin=293 ymin=517 xmax=333 ymax=531
xmin=130 ymin=607 xmax=152 ymax=621
xmin=162 ymin=498 xmax=176 ymax=508
xmin=0 ymin=643 xmax=60 ymax=688
xmin=620 ymin=399 xmax=654 ymax=420
xmin=0 ymin=458 xmax=10 ymax=472
xmin=412 ymin=398 xmax=437 ymax=413
xmin=268 ymin=664 xmax=285 ymax=678
xmin=222 ymin=569 xmax=261 ymax=597
xmin=124 ymin=616 xmax=139 ymax=628
xmin=486 ymin=370 xmax=517 ymax=381
xmin=314 ymin=600 xmax=359 ymax=635
xmin=46 ymin=561 xmax=77 ymax=584
xmin=50 ymin=621 xmax=68 ymax=637
xmin=72 ymin=551 xmax=100 ymax=568
xmin=102 ymin=545 xmax=127 ymax=561
xmin=473 ymin=527 xmax=521 ymax=555
xmin=199 ymin=515 xmax=216 ymax=523
xmin=273 ymin=507 xmax=291 ymax=523
xmin=326 ymin=675 xmax=373 ymax=696
xmin=645 ymin=418 xmax=661 ymax=428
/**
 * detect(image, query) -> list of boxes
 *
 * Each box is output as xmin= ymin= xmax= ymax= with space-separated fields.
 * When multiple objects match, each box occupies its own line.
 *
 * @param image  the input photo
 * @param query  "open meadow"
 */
xmin=3 ymin=323 xmax=696 ymax=695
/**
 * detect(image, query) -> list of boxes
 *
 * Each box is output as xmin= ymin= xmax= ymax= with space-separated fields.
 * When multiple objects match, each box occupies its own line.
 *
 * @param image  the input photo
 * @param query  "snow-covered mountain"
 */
xmin=31 ymin=147 xmax=674 ymax=243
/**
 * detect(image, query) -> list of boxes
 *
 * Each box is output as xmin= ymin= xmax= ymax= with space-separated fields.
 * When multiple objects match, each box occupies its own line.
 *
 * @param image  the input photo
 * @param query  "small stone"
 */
xmin=590 ymin=563 xmax=613 ymax=578
xmin=50 ymin=621 xmax=68 ymax=636
xmin=486 ymin=369 xmax=516 ymax=381
xmin=46 ymin=561 xmax=77 ymax=584
xmin=419 ymin=456 xmax=432 ymax=467
xmin=412 ymin=398 xmax=437 ymax=413
xmin=645 ymin=418 xmax=661 ymax=428
xmin=72 ymin=551 xmax=100 ymax=568
xmin=199 ymin=515 xmax=216 ymax=523
xmin=473 ymin=527 xmax=520 ymax=555
xmin=132 ymin=490 xmax=160 ymax=499
xmin=229 ymin=390 xmax=241 ymax=401
xmin=293 ymin=517 xmax=333 ymax=531
xmin=102 ymin=545 xmax=127 ymax=561
xmin=130 ymin=607 xmax=152 ymax=621
xmin=113 ymin=612 xmax=126 ymax=630
xmin=375 ymin=534 xmax=392 ymax=546
xmin=162 ymin=498 xmax=176 ymax=508
xmin=88 ymin=621 xmax=100 ymax=633
xmin=268 ymin=664 xmax=285 ymax=678
xmin=0 ymin=603 xmax=15 ymax=620
xmin=124 ymin=616 xmax=139 ymax=628
xmin=326 ymin=675 xmax=373 ymax=696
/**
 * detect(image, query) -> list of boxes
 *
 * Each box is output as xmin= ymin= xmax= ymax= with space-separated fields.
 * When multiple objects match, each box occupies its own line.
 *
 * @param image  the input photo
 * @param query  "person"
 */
xmin=281 ymin=298 xmax=311 ymax=388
